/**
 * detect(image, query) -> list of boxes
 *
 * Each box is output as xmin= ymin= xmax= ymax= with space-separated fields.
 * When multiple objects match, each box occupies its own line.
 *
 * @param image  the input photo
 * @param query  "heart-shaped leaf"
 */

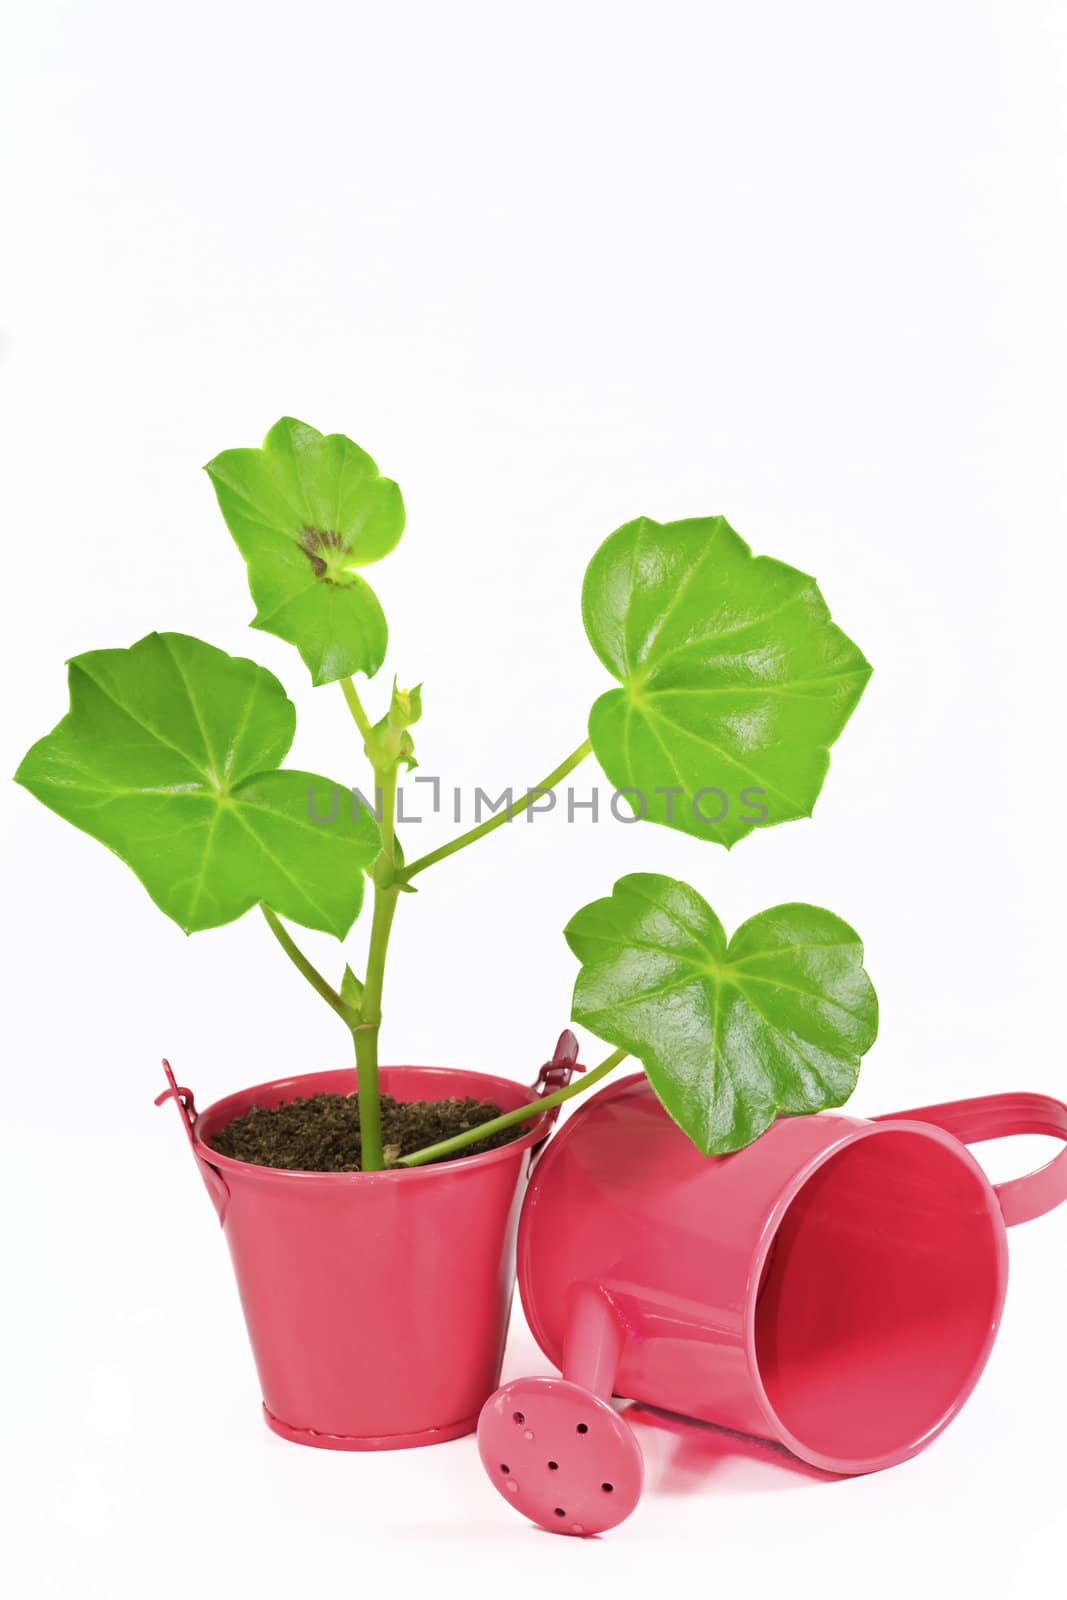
xmin=582 ymin=516 xmax=871 ymax=847
xmin=205 ymin=417 xmax=405 ymax=685
xmin=566 ymin=872 xmax=877 ymax=1154
xmin=15 ymin=632 xmax=380 ymax=935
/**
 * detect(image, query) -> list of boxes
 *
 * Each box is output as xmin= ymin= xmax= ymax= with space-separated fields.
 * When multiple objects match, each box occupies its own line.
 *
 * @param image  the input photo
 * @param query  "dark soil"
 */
xmin=209 ymin=1092 xmax=524 ymax=1171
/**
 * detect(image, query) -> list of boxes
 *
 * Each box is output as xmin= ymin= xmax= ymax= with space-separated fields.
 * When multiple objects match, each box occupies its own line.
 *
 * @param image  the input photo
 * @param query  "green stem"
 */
xmin=377 ymin=763 xmax=398 ymax=866
xmin=259 ymin=903 xmax=360 ymax=1026
xmin=396 ymin=1046 xmax=629 ymax=1168
xmin=340 ymin=676 xmax=375 ymax=743
xmin=337 ymin=676 xmax=399 ymax=1170
xmin=352 ymin=882 xmax=398 ymax=1172
xmin=336 ymin=683 xmax=592 ymax=1172
xmin=401 ymin=737 xmax=593 ymax=880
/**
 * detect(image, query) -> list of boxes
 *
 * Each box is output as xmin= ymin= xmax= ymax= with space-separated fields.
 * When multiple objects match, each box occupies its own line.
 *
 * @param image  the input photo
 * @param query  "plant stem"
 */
xmin=338 ymin=684 xmax=594 ymax=1172
xmin=351 ymin=758 xmax=400 ymax=1172
xmin=377 ymin=762 xmax=398 ymax=866
xmin=352 ymin=886 xmax=397 ymax=1172
xmin=401 ymin=737 xmax=593 ymax=880
xmin=259 ymin=904 xmax=360 ymax=1026
xmin=396 ymin=1046 xmax=629 ymax=1168
xmin=340 ymin=676 xmax=375 ymax=743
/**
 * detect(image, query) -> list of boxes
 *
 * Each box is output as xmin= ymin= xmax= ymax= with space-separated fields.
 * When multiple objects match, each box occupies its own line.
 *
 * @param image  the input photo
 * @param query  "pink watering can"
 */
xmin=478 ymin=1071 xmax=1067 ymax=1535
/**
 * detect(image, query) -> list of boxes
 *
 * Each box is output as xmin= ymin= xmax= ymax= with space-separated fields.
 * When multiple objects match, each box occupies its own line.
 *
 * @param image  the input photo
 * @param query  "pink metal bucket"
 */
xmin=158 ymin=1049 xmax=573 ymax=1450
xmin=478 ymin=1072 xmax=1067 ymax=1534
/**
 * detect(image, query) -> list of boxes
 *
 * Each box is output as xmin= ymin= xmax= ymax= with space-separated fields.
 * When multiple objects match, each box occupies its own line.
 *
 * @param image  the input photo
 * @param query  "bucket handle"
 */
xmin=155 ymin=1059 xmax=230 ymax=1223
xmin=527 ymin=1030 xmax=584 ymax=1172
xmin=878 ymin=1092 xmax=1067 ymax=1226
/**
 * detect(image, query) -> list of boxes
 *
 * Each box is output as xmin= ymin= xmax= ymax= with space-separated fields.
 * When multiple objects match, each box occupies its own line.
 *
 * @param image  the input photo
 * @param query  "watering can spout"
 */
xmin=477 ymin=1283 xmax=644 ymax=1535
xmin=154 ymin=1059 xmax=229 ymax=1223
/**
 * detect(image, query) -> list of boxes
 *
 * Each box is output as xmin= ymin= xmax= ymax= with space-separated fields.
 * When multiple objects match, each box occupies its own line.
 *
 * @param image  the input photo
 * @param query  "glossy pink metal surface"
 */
xmin=158 ymin=1057 xmax=564 ymax=1450
xmin=485 ymin=1074 xmax=1067 ymax=1531
xmin=479 ymin=1377 xmax=643 ymax=1535
xmin=479 ymin=1280 xmax=643 ymax=1532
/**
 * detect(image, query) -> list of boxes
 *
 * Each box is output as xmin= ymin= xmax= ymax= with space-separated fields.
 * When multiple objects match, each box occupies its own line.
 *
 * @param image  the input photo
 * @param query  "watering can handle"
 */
xmin=877 ymin=1092 xmax=1067 ymax=1227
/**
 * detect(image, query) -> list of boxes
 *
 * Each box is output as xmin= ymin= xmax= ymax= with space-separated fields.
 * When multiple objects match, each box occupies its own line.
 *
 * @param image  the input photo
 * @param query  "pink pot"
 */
xmin=478 ymin=1073 xmax=1067 ymax=1534
xmin=157 ymin=1049 xmax=574 ymax=1450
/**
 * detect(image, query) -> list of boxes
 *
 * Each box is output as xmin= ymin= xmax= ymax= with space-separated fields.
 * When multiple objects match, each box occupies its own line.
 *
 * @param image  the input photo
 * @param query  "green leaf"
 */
xmin=566 ymin=872 xmax=878 ymax=1155
xmin=341 ymin=964 xmax=365 ymax=1016
xmin=205 ymin=417 xmax=405 ymax=685
xmin=582 ymin=516 xmax=871 ymax=847
xmin=15 ymin=632 xmax=380 ymax=936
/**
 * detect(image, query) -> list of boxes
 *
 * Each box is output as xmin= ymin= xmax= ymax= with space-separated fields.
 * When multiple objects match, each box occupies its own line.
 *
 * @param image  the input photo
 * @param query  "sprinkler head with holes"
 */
xmin=477 ymin=1377 xmax=643 ymax=1535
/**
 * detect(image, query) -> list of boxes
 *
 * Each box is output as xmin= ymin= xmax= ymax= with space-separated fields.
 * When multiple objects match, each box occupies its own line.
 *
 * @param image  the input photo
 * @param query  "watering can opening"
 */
xmin=751 ymin=1127 xmax=1005 ymax=1470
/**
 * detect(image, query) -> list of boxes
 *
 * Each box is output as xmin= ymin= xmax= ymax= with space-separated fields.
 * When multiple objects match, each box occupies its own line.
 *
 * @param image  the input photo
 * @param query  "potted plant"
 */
xmin=14 ymin=417 xmax=878 ymax=1450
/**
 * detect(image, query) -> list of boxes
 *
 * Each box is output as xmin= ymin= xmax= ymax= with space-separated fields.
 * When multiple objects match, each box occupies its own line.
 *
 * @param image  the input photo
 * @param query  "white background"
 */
xmin=2 ymin=2 xmax=1065 ymax=1595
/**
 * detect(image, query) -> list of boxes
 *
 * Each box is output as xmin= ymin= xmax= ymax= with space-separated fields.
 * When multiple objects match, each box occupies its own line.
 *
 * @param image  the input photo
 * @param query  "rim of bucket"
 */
xmin=194 ymin=1063 xmax=555 ymax=1183
xmin=742 ymin=1116 xmax=1010 ymax=1475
